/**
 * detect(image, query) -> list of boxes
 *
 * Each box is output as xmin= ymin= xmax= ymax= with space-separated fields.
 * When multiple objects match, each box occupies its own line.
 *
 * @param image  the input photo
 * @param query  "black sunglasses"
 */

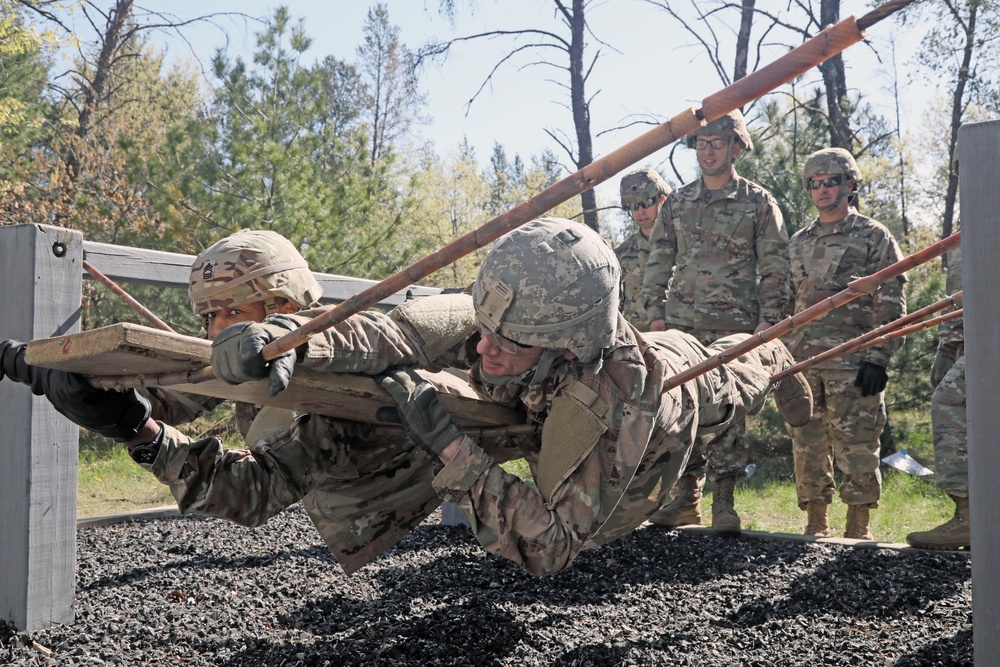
xmin=806 ymin=175 xmax=844 ymax=191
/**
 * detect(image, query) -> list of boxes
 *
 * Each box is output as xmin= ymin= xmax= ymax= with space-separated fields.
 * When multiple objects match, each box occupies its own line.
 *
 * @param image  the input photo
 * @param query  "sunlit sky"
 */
xmin=97 ymin=1 xmax=929 ymax=210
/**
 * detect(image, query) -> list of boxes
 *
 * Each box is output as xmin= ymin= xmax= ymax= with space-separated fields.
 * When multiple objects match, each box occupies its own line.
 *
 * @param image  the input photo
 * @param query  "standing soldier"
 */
xmin=643 ymin=109 xmax=792 ymax=534
xmin=787 ymin=148 xmax=907 ymax=540
xmin=616 ymin=168 xmax=671 ymax=331
xmin=906 ymin=245 xmax=969 ymax=550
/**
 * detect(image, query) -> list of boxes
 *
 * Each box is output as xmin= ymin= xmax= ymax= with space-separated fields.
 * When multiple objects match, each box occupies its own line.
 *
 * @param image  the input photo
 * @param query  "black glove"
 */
xmin=210 ymin=315 xmax=302 ymax=396
xmin=376 ymin=367 xmax=462 ymax=458
xmin=930 ymin=342 xmax=961 ymax=388
xmin=854 ymin=361 xmax=888 ymax=397
xmin=0 ymin=338 xmax=150 ymax=441
xmin=0 ymin=339 xmax=38 ymax=390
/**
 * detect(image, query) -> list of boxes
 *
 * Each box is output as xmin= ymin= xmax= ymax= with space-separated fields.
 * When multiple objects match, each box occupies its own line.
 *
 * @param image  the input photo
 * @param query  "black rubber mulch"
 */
xmin=1 ymin=505 xmax=972 ymax=666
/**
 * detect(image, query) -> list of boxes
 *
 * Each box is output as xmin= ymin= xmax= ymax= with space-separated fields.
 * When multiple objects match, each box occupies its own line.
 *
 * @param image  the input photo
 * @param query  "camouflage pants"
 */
xmin=788 ymin=368 xmax=886 ymax=508
xmin=673 ymin=327 xmax=750 ymax=481
xmin=932 ymin=354 xmax=968 ymax=497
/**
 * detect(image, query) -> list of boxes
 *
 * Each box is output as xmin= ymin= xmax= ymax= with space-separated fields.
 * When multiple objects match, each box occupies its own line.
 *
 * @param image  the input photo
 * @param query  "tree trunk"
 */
xmin=943 ymin=0 xmax=975 ymax=242
xmin=68 ymin=0 xmax=134 ymax=179
xmin=567 ymin=0 xmax=597 ymax=231
xmin=733 ymin=0 xmax=755 ymax=82
xmin=817 ymin=0 xmax=853 ymax=149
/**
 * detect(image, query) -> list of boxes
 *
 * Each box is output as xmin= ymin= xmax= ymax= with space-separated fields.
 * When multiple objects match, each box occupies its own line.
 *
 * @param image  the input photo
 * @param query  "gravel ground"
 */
xmin=1 ymin=505 xmax=972 ymax=666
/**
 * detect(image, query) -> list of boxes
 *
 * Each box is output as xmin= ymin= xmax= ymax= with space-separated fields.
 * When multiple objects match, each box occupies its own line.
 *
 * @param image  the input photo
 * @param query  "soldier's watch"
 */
xmin=128 ymin=424 xmax=165 ymax=465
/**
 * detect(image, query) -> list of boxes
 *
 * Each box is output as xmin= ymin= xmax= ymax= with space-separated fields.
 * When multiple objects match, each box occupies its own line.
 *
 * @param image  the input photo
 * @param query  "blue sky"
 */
xmin=145 ymin=1 xmax=924 ymax=208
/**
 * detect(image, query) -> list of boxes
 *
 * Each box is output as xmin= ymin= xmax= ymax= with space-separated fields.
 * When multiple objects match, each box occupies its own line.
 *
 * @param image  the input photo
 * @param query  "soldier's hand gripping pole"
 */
xmin=771 ymin=292 xmax=963 ymax=382
xmin=661 ymin=231 xmax=961 ymax=394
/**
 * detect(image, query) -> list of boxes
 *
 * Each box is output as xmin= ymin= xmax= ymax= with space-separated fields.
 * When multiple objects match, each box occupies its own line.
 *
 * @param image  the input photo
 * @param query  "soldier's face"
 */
xmin=477 ymin=333 xmax=545 ymax=376
xmin=695 ymin=134 xmax=740 ymax=174
xmin=629 ymin=195 xmax=664 ymax=232
xmin=202 ymin=301 xmax=269 ymax=340
xmin=807 ymin=172 xmax=852 ymax=210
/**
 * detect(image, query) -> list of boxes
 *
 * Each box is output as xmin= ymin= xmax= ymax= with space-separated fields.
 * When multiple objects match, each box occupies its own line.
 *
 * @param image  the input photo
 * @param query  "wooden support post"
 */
xmin=0 ymin=224 xmax=83 ymax=631
xmin=959 ymin=120 xmax=1000 ymax=661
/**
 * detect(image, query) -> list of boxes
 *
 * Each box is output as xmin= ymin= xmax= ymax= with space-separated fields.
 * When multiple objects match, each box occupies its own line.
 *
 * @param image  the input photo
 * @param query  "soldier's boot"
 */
xmin=711 ymin=475 xmax=742 ymax=535
xmin=803 ymin=502 xmax=830 ymax=537
xmin=844 ymin=506 xmax=873 ymax=540
xmin=649 ymin=474 xmax=704 ymax=527
xmin=905 ymin=495 xmax=971 ymax=550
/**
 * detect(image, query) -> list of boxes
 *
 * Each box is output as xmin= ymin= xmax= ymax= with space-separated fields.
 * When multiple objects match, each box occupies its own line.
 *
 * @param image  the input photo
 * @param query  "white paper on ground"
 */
xmin=881 ymin=449 xmax=934 ymax=476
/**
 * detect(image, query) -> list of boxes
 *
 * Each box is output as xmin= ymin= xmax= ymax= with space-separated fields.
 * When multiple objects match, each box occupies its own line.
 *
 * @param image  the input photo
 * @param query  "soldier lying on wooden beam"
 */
xmin=1 ymin=219 xmax=812 ymax=576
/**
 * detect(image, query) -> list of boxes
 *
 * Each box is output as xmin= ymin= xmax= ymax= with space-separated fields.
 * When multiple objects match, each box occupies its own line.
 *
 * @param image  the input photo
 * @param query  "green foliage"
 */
xmin=148 ymin=7 xmax=415 ymax=280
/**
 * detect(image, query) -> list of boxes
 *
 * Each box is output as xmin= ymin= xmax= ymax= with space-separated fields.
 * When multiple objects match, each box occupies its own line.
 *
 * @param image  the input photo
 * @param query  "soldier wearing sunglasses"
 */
xmin=786 ymin=148 xmax=907 ymax=541
xmin=616 ymin=168 xmax=672 ymax=332
xmin=642 ymin=109 xmax=791 ymax=536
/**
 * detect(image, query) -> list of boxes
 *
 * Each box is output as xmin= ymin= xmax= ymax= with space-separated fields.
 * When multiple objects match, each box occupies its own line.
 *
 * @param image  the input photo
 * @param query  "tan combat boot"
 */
xmin=905 ymin=495 xmax=970 ymax=550
xmin=844 ymin=505 xmax=873 ymax=540
xmin=711 ymin=475 xmax=741 ymax=535
xmin=649 ymin=474 xmax=704 ymax=527
xmin=804 ymin=502 xmax=830 ymax=537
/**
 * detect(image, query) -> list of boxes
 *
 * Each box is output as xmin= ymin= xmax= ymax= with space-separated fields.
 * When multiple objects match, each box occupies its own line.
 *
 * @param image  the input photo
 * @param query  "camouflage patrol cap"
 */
xmin=686 ymin=109 xmax=753 ymax=150
xmin=620 ymin=168 xmax=671 ymax=208
xmin=189 ymin=229 xmax=323 ymax=316
xmin=473 ymin=217 xmax=620 ymax=364
xmin=802 ymin=147 xmax=863 ymax=190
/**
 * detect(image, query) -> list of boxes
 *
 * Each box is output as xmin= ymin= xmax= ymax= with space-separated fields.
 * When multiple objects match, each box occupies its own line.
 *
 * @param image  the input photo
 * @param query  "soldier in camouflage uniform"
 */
xmin=208 ymin=217 xmax=812 ymax=576
xmin=615 ymin=168 xmax=671 ymax=331
xmin=787 ymin=148 xmax=907 ymax=540
xmin=641 ymin=110 xmax=792 ymax=535
xmin=906 ymin=246 xmax=969 ymax=549
xmin=0 ymin=230 xmax=475 ymax=575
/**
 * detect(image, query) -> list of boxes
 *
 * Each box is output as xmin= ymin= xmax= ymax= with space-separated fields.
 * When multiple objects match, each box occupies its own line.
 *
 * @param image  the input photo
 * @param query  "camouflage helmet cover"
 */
xmin=620 ymin=168 xmax=672 ymax=208
xmin=189 ymin=229 xmax=323 ymax=316
xmin=473 ymin=217 xmax=620 ymax=363
xmin=686 ymin=109 xmax=753 ymax=150
xmin=802 ymin=147 xmax=864 ymax=190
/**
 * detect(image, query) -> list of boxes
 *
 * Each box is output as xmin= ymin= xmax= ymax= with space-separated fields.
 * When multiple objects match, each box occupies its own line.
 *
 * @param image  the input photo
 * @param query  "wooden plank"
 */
xmin=26 ymin=323 xmax=524 ymax=429
xmin=82 ymin=241 xmax=441 ymax=306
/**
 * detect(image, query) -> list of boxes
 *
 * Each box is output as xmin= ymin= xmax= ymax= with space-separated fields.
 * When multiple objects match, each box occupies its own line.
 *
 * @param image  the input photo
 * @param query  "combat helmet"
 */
xmin=620 ymin=168 xmax=671 ymax=209
xmin=686 ymin=109 xmax=753 ymax=151
xmin=801 ymin=147 xmax=863 ymax=190
xmin=189 ymin=229 xmax=323 ymax=317
xmin=473 ymin=217 xmax=621 ymax=382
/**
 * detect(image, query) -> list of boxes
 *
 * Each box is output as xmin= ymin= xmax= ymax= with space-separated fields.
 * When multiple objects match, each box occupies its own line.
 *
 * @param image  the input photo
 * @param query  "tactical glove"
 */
xmin=930 ymin=341 xmax=962 ymax=388
xmin=0 ymin=339 xmax=150 ymax=441
xmin=376 ymin=367 xmax=462 ymax=458
xmin=854 ymin=361 xmax=888 ymax=397
xmin=210 ymin=315 xmax=302 ymax=396
xmin=0 ymin=339 xmax=40 ymax=390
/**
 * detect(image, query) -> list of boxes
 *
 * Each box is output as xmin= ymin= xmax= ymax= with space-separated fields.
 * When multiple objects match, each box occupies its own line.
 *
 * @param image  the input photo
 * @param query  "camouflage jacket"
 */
xmin=293 ymin=294 xmax=776 ymax=576
xmin=938 ymin=246 xmax=963 ymax=347
xmin=641 ymin=171 xmax=790 ymax=331
xmin=141 ymin=372 xmax=451 ymax=575
xmin=614 ymin=230 xmax=653 ymax=331
xmin=787 ymin=209 xmax=907 ymax=369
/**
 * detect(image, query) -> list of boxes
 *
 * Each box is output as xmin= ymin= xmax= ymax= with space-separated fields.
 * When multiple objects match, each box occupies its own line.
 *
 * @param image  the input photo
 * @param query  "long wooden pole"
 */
xmin=82 ymin=260 xmax=175 ymax=333
xmin=771 ymin=292 xmax=963 ymax=381
xmin=85 ymin=0 xmax=920 ymax=391
xmin=257 ymin=13 xmax=879 ymax=362
xmin=661 ymin=231 xmax=961 ymax=393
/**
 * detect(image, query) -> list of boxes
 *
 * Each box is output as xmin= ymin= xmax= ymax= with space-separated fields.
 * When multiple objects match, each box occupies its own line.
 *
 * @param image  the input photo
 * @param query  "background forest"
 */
xmin=1 ymin=0 xmax=997 ymax=458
